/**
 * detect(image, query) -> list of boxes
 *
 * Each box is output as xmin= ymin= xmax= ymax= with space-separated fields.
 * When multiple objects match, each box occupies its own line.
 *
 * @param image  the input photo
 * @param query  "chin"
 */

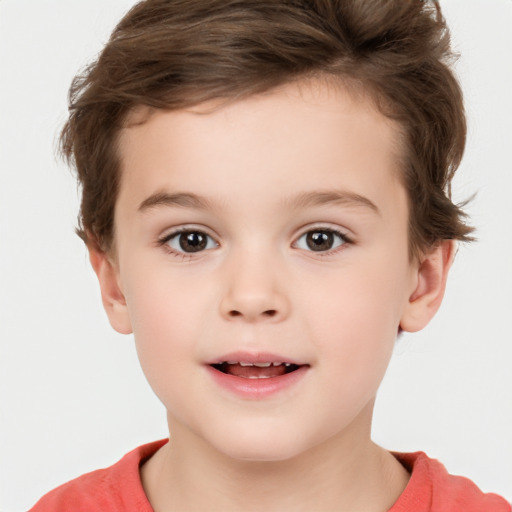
xmin=222 ymin=444 xmax=301 ymax=463
xmin=209 ymin=426 xmax=313 ymax=463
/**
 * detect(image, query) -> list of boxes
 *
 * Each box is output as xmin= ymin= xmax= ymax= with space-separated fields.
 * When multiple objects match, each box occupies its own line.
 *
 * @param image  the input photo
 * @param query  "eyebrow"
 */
xmin=138 ymin=189 xmax=380 ymax=215
xmin=287 ymin=190 xmax=380 ymax=215
xmin=138 ymin=192 xmax=213 ymax=212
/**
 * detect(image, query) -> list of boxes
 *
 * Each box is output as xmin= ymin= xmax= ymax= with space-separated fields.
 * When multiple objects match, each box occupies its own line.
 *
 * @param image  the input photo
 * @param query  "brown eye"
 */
xmin=165 ymin=230 xmax=217 ymax=253
xmin=295 ymin=229 xmax=347 ymax=252
xmin=306 ymin=231 xmax=334 ymax=251
xmin=179 ymin=232 xmax=207 ymax=252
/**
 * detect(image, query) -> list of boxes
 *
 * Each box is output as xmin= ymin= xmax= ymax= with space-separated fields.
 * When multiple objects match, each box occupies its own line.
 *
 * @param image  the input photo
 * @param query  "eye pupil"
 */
xmin=179 ymin=232 xmax=207 ymax=252
xmin=306 ymin=231 xmax=334 ymax=251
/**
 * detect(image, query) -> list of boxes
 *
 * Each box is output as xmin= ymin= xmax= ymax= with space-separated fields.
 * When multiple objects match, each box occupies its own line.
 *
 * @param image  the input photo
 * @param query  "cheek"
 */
xmin=121 ymin=268 xmax=209 ymax=391
xmin=300 ymin=258 xmax=409 ymax=388
xmin=124 ymin=262 xmax=213 ymax=335
xmin=307 ymin=263 xmax=406 ymax=338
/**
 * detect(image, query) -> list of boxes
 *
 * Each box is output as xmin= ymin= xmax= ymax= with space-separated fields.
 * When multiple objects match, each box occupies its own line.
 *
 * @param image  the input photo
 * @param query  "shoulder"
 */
xmin=29 ymin=439 xmax=167 ymax=512
xmin=389 ymin=452 xmax=511 ymax=512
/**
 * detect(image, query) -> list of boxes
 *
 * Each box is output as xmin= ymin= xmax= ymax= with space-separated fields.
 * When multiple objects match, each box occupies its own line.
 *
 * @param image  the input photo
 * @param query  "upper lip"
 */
xmin=206 ymin=351 xmax=307 ymax=367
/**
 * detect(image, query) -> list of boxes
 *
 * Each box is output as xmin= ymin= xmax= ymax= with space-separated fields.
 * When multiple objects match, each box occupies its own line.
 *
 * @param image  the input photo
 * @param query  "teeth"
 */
xmin=247 ymin=375 xmax=271 ymax=379
xmin=237 ymin=362 xmax=277 ymax=367
xmin=221 ymin=361 xmax=292 ymax=367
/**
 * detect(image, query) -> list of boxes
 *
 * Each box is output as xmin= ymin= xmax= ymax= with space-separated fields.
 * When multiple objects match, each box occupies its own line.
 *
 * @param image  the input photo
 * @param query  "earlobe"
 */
xmin=89 ymin=248 xmax=133 ymax=335
xmin=400 ymin=240 xmax=456 ymax=333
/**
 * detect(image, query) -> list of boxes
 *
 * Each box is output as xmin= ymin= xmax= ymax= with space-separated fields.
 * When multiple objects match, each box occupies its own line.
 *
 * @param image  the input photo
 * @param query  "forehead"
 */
xmin=116 ymin=79 xmax=405 ymax=216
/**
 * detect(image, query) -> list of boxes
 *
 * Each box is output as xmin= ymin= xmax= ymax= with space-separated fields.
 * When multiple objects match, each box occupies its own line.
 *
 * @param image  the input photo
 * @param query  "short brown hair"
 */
xmin=61 ymin=0 xmax=474 ymax=256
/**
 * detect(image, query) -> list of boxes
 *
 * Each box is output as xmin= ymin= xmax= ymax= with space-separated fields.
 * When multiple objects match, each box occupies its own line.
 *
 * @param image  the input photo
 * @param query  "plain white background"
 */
xmin=0 ymin=1 xmax=511 ymax=510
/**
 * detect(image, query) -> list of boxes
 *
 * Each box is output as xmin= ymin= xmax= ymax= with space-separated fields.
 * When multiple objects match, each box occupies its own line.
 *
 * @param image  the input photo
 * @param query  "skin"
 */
xmin=90 ymin=79 xmax=455 ymax=511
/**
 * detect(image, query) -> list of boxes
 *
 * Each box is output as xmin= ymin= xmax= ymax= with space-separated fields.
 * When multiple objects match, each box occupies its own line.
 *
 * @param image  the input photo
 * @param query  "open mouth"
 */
xmin=210 ymin=361 xmax=302 ymax=379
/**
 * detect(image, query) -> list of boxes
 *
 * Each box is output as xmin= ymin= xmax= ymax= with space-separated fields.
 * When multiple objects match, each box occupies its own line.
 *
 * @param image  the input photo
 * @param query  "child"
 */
xmin=28 ymin=0 xmax=510 ymax=510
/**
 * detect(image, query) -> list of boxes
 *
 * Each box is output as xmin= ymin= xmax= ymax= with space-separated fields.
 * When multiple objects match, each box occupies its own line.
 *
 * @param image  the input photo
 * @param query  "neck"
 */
xmin=141 ymin=407 xmax=409 ymax=512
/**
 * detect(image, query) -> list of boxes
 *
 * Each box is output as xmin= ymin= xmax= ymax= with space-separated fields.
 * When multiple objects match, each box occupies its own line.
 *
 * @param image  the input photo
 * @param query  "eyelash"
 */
xmin=157 ymin=227 xmax=218 ymax=260
xmin=157 ymin=226 xmax=353 ymax=259
xmin=293 ymin=227 xmax=352 ymax=256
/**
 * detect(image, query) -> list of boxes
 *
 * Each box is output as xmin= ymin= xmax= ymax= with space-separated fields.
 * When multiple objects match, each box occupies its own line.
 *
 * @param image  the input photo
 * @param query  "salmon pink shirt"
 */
xmin=30 ymin=439 xmax=510 ymax=511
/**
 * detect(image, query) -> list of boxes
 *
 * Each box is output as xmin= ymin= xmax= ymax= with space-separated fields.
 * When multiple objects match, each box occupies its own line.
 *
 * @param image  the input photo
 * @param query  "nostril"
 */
xmin=227 ymin=309 xmax=277 ymax=318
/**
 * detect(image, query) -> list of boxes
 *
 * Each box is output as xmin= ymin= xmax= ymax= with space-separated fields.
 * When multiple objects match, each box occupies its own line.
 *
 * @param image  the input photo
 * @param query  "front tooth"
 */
xmin=285 ymin=363 xmax=291 ymax=367
xmin=239 ymin=362 xmax=254 ymax=367
xmin=254 ymin=362 xmax=271 ymax=367
xmin=272 ymin=362 xmax=282 ymax=366
xmin=227 ymin=361 xmax=237 ymax=365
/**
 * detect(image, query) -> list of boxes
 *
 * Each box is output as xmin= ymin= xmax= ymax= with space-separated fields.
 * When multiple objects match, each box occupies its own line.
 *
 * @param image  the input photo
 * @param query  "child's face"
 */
xmin=107 ymin=80 xmax=420 ymax=461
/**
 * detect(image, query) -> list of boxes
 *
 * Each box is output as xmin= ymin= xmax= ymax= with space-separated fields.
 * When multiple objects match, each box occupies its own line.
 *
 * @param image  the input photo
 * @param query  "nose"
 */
xmin=219 ymin=251 xmax=290 ymax=323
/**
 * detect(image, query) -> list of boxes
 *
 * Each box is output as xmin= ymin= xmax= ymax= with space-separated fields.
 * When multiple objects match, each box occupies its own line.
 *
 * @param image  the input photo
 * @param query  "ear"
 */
xmin=400 ymin=240 xmax=456 ymax=333
xmin=88 ymin=248 xmax=133 ymax=335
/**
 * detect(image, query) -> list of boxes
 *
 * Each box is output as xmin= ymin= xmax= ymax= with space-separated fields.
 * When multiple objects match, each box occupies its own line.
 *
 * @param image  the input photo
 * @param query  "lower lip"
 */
xmin=206 ymin=365 xmax=309 ymax=399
